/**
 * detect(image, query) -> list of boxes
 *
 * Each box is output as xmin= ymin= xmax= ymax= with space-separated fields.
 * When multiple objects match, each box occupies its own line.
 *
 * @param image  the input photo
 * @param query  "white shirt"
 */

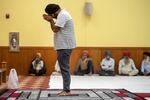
xmin=141 ymin=57 xmax=150 ymax=74
xmin=119 ymin=58 xmax=137 ymax=74
xmin=101 ymin=58 xmax=115 ymax=71
xmin=54 ymin=9 xmax=76 ymax=50
xmin=32 ymin=60 xmax=44 ymax=71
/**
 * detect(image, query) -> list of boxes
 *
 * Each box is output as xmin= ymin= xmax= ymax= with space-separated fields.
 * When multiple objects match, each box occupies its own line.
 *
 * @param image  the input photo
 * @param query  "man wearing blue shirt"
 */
xmin=141 ymin=52 xmax=150 ymax=76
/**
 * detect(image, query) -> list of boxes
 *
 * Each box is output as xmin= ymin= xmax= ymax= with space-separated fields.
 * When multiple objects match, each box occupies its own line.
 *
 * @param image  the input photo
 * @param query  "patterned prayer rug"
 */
xmin=0 ymin=89 xmax=147 ymax=100
xmin=19 ymin=76 xmax=49 ymax=89
xmin=0 ymin=76 xmax=149 ymax=99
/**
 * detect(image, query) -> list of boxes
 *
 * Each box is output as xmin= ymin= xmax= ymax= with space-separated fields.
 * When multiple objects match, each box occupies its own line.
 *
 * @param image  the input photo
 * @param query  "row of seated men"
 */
xmin=28 ymin=50 xmax=150 ymax=76
xmin=74 ymin=50 xmax=150 ymax=76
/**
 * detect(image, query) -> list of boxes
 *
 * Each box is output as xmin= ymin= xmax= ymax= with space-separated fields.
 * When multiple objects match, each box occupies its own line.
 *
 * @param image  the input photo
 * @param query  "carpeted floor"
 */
xmin=0 ymin=89 xmax=147 ymax=100
xmin=0 ymin=75 xmax=150 ymax=99
xmin=0 ymin=76 xmax=50 ymax=90
xmin=19 ymin=76 xmax=49 ymax=89
xmin=18 ymin=75 xmax=150 ymax=99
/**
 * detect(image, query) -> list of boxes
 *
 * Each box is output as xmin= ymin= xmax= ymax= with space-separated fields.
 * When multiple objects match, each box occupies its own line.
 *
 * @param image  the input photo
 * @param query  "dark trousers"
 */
xmin=99 ymin=70 xmax=115 ymax=76
xmin=57 ymin=49 xmax=72 ymax=92
xmin=29 ymin=69 xmax=46 ymax=76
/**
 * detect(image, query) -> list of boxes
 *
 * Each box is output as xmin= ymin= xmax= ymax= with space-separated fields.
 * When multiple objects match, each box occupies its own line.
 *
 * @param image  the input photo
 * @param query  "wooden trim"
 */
xmin=1 ymin=46 xmax=150 ymax=48
xmin=0 ymin=46 xmax=150 ymax=75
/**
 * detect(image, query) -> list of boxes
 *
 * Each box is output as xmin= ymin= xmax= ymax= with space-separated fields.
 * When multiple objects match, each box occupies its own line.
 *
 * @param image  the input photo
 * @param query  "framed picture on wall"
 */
xmin=9 ymin=32 xmax=20 ymax=52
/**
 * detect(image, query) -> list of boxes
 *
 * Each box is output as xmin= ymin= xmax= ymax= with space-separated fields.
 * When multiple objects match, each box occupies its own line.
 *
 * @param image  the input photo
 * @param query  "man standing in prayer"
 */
xmin=43 ymin=4 xmax=76 ymax=96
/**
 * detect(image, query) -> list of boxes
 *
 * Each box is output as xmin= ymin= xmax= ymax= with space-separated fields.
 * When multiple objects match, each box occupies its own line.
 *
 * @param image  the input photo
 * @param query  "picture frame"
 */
xmin=9 ymin=32 xmax=20 ymax=52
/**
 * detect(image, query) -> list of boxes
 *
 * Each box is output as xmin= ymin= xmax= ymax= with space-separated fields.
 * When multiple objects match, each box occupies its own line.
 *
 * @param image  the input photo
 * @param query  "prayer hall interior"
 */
xmin=0 ymin=0 xmax=150 ymax=99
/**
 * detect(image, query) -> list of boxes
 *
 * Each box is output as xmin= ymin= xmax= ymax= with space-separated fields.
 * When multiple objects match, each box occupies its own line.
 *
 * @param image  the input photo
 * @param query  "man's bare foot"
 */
xmin=57 ymin=91 xmax=71 ymax=96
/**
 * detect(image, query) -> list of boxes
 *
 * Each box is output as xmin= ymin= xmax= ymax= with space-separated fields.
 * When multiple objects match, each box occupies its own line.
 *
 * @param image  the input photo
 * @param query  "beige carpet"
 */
xmin=0 ymin=76 xmax=50 ymax=89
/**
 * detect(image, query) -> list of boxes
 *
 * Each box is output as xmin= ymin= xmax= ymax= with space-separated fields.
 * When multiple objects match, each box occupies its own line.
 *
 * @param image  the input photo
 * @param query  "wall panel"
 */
xmin=0 ymin=46 xmax=150 ymax=75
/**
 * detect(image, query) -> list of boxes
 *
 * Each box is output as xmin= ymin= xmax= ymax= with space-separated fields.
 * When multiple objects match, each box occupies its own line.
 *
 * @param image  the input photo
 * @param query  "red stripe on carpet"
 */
xmin=136 ymin=93 xmax=150 ymax=97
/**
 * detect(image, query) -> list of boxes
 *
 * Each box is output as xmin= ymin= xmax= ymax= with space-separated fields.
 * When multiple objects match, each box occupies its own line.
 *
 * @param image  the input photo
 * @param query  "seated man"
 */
xmin=28 ymin=53 xmax=46 ymax=76
xmin=140 ymin=52 xmax=150 ymax=76
xmin=74 ymin=50 xmax=94 ymax=76
xmin=99 ymin=50 xmax=115 ymax=76
xmin=118 ymin=51 xmax=139 ymax=76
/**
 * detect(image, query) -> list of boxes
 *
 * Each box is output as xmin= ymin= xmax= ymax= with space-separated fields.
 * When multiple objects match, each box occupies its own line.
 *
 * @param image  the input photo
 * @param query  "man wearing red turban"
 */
xmin=118 ymin=51 xmax=139 ymax=76
xmin=74 ymin=50 xmax=94 ymax=76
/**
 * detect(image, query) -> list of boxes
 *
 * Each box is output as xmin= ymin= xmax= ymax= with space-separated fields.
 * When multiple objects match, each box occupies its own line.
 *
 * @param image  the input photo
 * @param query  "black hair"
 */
xmin=104 ymin=50 xmax=112 ymax=57
xmin=45 ymin=4 xmax=60 ymax=14
xmin=143 ymin=52 xmax=150 ymax=57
